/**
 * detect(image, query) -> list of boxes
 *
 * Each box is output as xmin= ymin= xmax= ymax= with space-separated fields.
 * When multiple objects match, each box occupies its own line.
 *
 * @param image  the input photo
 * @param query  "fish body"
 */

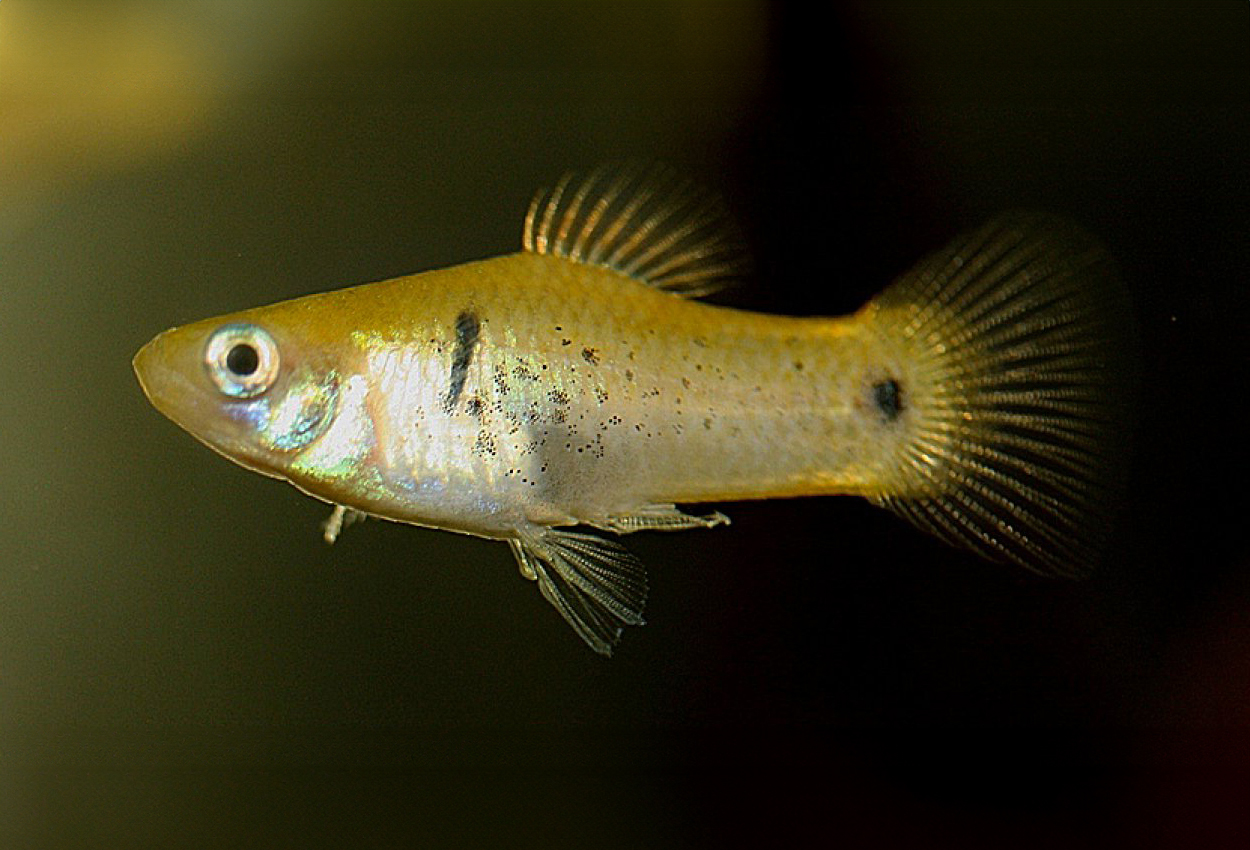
xmin=134 ymin=168 xmax=1128 ymax=654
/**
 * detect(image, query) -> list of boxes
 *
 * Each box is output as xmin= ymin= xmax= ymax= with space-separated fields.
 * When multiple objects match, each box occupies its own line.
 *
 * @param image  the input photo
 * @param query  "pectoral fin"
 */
xmin=508 ymin=527 xmax=648 ymax=656
xmin=322 ymin=504 xmax=367 ymax=544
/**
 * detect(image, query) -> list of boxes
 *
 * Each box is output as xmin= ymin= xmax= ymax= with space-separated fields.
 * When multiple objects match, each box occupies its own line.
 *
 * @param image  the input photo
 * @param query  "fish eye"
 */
xmin=226 ymin=343 xmax=259 ymax=377
xmin=205 ymin=323 xmax=280 ymax=398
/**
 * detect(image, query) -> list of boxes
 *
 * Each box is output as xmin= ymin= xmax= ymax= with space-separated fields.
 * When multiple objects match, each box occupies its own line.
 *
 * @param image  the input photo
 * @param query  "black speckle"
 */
xmin=581 ymin=347 xmax=599 ymax=365
xmin=444 ymin=310 xmax=480 ymax=411
xmin=473 ymin=430 xmax=497 ymax=457
xmin=561 ymin=339 xmax=572 ymax=346
xmin=872 ymin=378 xmax=903 ymax=421
xmin=793 ymin=361 xmax=804 ymax=371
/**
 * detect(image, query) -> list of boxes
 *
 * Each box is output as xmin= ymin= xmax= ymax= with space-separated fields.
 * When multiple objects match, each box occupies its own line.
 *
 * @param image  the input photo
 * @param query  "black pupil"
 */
xmin=226 ymin=343 xmax=260 ymax=377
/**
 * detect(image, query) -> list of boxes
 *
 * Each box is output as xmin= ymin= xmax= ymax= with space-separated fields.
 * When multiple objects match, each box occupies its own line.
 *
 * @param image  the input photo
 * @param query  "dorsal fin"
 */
xmin=522 ymin=165 xmax=748 ymax=297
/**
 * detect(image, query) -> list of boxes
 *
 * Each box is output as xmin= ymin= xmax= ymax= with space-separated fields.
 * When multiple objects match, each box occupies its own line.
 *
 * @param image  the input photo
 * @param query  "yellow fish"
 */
xmin=134 ymin=167 xmax=1128 ymax=654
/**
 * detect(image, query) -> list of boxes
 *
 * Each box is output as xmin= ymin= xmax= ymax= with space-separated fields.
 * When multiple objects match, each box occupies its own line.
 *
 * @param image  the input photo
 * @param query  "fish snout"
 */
xmin=132 ymin=326 xmax=208 ymax=428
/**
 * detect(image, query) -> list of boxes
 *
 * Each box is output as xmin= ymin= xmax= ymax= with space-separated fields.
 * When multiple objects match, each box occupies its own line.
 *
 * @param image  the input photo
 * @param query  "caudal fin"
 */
xmin=860 ymin=213 xmax=1134 ymax=578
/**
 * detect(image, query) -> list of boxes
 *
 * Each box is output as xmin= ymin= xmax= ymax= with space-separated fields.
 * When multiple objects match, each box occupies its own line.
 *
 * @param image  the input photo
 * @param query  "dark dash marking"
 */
xmin=581 ymin=347 xmax=599 ymax=365
xmin=444 ymin=310 xmax=480 ymax=411
xmin=872 ymin=378 xmax=903 ymax=421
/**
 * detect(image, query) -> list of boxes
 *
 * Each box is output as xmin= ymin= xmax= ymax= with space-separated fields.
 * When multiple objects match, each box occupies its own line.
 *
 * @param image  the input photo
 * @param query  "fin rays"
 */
xmin=509 ymin=527 xmax=648 ymax=656
xmin=867 ymin=213 xmax=1132 ymax=577
xmin=523 ymin=165 xmax=748 ymax=297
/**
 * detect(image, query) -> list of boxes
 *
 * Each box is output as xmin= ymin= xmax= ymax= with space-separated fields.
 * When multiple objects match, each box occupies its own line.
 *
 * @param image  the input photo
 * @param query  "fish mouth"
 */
xmin=131 ymin=333 xmax=164 ymax=402
xmin=133 ymin=329 xmax=197 ymax=425
xmin=132 ymin=326 xmax=228 ymax=446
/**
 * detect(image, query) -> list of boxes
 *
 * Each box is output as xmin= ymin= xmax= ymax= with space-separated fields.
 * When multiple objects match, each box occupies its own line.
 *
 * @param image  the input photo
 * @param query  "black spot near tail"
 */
xmin=872 ymin=378 xmax=903 ymax=421
xmin=445 ymin=310 xmax=480 ymax=411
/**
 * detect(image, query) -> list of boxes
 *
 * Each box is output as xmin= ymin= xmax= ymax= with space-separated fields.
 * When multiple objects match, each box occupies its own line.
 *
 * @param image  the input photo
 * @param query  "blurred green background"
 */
xmin=2 ymin=1 xmax=1247 ymax=846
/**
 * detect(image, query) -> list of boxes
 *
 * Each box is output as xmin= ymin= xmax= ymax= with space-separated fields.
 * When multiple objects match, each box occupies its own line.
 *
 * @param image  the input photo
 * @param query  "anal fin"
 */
xmin=509 ymin=527 xmax=648 ymax=656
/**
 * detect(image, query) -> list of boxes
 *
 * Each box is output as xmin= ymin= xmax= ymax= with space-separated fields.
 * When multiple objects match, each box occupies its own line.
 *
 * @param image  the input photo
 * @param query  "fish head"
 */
xmin=133 ymin=311 xmax=344 ymax=480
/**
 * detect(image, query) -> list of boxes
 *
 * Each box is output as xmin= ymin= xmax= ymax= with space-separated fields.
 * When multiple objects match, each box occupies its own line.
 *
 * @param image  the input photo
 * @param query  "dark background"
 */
xmin=1 ymin=1 xmax=1246 ymax=846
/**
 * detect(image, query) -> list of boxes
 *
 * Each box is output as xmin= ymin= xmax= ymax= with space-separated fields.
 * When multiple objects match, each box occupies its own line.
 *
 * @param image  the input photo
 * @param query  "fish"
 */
xmin=133 ymin=166 xmax=1130 ymax=655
